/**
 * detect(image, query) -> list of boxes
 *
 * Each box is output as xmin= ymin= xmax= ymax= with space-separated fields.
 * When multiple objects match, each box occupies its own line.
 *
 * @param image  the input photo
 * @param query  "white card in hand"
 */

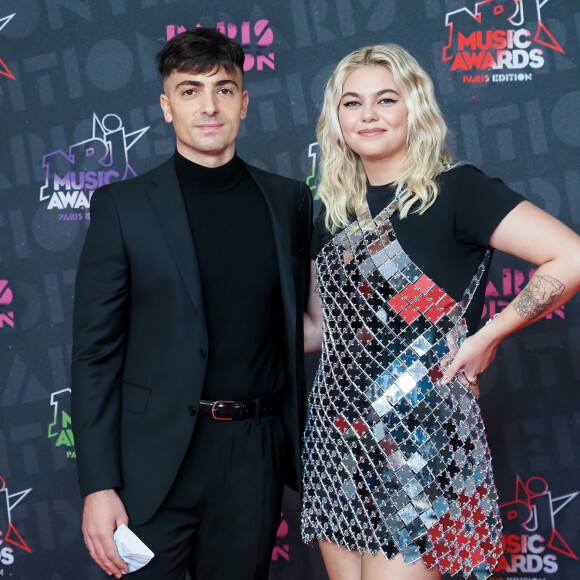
xmin=114 ymin=524 xmax=155 ymax=573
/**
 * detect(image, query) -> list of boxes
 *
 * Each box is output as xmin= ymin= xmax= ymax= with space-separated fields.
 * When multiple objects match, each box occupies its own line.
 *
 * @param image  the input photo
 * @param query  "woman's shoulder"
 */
xmin=436 ymin=162 xmax=489 ymax=187
xmin=435 ymin=162 xmax=514 ymax=204
xmin=433 ymin=162 xmax=526 ymax=245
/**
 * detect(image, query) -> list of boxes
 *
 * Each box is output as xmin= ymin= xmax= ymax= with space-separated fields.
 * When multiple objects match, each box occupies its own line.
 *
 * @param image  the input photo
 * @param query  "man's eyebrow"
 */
xmin=215 ymin=79 xmax=239 ymax=89
xmin=174 ymin=79 xmax=240 ymax=90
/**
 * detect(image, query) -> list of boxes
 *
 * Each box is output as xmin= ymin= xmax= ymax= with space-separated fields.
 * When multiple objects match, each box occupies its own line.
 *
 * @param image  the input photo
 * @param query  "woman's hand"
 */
xmin=441 ymin=324 xmax=500 ymax=397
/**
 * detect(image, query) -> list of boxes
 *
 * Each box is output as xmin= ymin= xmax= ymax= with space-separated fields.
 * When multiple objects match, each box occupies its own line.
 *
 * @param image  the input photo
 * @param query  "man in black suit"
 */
xmin=71 ymin=28 xmax=312 ymax=579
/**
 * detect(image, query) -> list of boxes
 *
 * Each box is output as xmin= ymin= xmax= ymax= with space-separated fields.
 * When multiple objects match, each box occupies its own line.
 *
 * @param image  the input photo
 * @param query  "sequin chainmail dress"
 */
xmin=301 ymin=198 xmax=503 ymax=579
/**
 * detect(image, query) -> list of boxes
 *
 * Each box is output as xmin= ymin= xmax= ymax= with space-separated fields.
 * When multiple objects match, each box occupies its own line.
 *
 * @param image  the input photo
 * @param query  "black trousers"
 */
xmin=126 ymin=412 xmax=287 ymax=580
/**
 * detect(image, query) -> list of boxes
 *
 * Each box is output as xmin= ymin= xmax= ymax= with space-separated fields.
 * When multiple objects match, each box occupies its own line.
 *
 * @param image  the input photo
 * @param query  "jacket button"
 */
xmin=187 ymin=405 xmax=196 ymax=416
xmin=199 ymin=348 xmax=207 ymax=359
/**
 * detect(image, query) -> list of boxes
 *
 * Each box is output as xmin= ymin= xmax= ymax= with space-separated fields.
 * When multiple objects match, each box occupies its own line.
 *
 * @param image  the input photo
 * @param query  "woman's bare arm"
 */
xmin=304 ymin=260 xmax=324 ymax=353
xmin=443 ymin=200 xmax=580 ymax=384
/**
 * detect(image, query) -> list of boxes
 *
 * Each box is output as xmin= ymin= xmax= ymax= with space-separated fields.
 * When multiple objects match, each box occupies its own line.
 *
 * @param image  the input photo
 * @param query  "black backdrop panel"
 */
xmin=1 ymin=1 xmax=579 ymax=578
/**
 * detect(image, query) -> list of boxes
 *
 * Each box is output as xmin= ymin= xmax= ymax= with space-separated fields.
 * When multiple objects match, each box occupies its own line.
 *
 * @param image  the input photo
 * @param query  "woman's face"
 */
xmin=338 ymin=66 xmax=408 ymax=178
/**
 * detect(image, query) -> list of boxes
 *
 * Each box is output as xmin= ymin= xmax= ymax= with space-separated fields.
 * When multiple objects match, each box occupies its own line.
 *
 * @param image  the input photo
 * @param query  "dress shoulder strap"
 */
xmin=460 ymin=249 xmax=493 ymax=313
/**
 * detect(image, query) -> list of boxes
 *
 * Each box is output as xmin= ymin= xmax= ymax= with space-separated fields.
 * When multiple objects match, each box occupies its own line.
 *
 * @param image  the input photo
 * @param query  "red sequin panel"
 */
xmin=425 ymin=486 xmax=499 ymax=576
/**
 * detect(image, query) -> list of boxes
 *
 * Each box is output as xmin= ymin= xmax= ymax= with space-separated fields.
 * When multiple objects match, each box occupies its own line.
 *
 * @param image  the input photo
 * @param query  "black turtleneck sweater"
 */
xmin=175 ymin=151 xmax=284 ymax=401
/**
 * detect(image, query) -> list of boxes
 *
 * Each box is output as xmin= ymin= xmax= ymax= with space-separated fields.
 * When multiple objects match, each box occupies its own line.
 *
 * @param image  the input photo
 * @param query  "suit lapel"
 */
xmin=145 ymin=158 xmax=206 ymax=322
xmin=244 ymin=163 xmax=297 ymax=342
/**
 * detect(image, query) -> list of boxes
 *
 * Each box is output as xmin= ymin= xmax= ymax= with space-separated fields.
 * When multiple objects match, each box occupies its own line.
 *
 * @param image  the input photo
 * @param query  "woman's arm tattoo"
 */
xmin=512 ymin=274 xmax=565 ymax=320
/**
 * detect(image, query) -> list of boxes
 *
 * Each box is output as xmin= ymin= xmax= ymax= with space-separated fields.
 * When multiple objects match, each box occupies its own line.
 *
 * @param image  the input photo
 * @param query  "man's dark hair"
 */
xmin=156 ymin=27 xmax=245 ymax=80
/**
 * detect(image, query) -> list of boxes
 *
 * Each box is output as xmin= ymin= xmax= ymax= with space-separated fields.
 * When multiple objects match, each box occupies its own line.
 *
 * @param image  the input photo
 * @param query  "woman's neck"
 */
xmin=361 ymin=153 xmax=405 ymax=186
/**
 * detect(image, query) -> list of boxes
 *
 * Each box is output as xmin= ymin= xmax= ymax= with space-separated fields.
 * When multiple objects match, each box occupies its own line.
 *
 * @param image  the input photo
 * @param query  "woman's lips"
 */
xmin=358 ymin=128 xmax=385 ymax=137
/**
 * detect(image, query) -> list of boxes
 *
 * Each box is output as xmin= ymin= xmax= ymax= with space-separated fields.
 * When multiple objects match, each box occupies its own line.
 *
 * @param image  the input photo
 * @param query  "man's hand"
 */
xmin=82 ymin=489 xmax=130 ymax=578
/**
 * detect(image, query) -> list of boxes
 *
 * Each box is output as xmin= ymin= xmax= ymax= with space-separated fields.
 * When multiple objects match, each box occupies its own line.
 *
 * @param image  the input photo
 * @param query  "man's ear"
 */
xmin=240 ymin=90 xmax=249 ymax=120
xmin=160 ymin=94 xmax=172 ymax=124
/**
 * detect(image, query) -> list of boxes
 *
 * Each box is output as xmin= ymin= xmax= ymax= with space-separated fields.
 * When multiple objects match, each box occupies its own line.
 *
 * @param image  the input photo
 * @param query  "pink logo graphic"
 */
xmin=40 ymin=113 xmax=149 ymax=213
xmin=0 ymin=476 xmax=32 ymax=567
xmin=495 ymin=475 xmax=578 ymax=575
xmin=0 ymin=13 xmax=15 ymax=80
xmin=442 ymin=0 xmax=564 ymax=82
xmin=166 ymin=21 xmax=275 ymax=72
xmin=0 ymin=280 xmax=14 ymax=329
xmin=272 ymin=512 xmax=290 ymax=561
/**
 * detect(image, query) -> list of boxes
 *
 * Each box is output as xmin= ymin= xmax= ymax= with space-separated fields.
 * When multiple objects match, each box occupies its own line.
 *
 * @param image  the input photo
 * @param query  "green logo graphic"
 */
xmin=306 ymin=142 xmax=320 ymax=201
xmin=48 ymin=389 xmax=75 ymax=458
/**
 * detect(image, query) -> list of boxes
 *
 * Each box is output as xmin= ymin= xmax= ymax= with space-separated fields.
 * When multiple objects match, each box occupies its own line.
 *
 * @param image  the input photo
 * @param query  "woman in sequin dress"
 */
xmin=301 ymin=44 xmax=580 ymax=580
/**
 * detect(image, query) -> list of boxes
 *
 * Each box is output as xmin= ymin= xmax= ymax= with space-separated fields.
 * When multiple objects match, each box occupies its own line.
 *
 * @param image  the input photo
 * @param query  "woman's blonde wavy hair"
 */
xmin=317 ymin=44 xmax=452 ymax=232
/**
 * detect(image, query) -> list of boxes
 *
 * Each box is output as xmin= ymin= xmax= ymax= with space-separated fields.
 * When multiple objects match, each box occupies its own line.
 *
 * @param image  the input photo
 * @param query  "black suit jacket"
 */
xmin=71 ymin=156 xmax=312 ymax=525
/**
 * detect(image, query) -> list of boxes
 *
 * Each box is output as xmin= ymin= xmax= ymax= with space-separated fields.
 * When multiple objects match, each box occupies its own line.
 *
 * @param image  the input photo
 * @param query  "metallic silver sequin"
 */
xmin=302 ymin=200 xmax=502 ymax=578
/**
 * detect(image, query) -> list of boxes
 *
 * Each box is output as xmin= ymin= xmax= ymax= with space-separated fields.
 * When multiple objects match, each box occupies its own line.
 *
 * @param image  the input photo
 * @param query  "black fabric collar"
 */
xmin=367 ymin=182 xmax=396 ymax=196
xmin=174 ymin=149 xmax=245 ymax=193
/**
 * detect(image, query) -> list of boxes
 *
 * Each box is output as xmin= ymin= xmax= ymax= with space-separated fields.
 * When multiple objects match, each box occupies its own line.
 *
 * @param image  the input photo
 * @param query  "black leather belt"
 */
xmin=198 ymin=391 xmax=283 ymax=421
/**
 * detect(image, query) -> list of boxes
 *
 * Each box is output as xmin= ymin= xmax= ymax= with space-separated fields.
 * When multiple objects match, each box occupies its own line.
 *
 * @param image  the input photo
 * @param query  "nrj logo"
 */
xmin=306 ymin=142 xmax=320 ymax=201
xmin=0 ymin=13 xmax=15 ymax=80
xmin=166 ymin=21 xmax=274 ymax=72
xmin=48 ymin=389 xmax=75 ymax=459
xmin=443 ymin=0 xmax=564 ymax=84
xmin=0 ymin=476 xmax=32 ymax=568
xmin=39 ymin=113 xmax=149 ymax=216
xmin=494 ymin=475 xmax=578 ymax=576
xmin=0 ymin=281 xmax=14 ymax=329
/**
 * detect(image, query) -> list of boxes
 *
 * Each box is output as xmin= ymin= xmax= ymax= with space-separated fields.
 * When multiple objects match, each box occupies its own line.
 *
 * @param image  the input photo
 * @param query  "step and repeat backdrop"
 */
xmin=1 ymin=1 xmax=580 ymax=578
